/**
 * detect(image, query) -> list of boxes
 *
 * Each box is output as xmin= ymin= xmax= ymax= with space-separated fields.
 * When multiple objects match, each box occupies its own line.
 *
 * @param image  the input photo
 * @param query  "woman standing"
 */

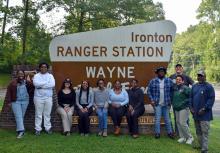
xmin=109 ymin=80 xmax=129 ymax=135
xmin=172 ymin=75 xmax=193 ymax=144
xmin=94 ymin=79 xmax=109 ymax=137
xmin=126 ymin=79 xmax=145 ymax=138
xmin=57 ymin=78 xmax=76 ymax=136
xmin=4 ymin=70 xmax=33 ymax=138
xmin=76 ymin=80 xmax=94 ymax=136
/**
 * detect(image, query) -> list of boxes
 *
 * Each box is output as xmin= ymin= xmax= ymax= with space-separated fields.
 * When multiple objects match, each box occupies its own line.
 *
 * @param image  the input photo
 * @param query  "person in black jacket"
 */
xmin=126 ymin=79 xmax=145 ymax=138
xmin=57 ymin=78 xmax=76 ymax=136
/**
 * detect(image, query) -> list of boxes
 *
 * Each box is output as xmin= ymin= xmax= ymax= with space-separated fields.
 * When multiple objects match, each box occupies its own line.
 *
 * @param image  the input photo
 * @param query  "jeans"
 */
xmin=96 ymin=107 xmax=108 ymax=131
xmin=34 ymin=97 xmax=53 ymax=131
xmin=11 ymin=100 xmax=29 ymax=131
xmin=154 ymin=105 xmax=173 ymax=134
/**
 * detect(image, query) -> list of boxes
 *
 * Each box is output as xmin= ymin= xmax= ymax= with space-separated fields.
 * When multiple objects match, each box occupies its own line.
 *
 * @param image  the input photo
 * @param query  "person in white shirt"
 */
xmin=33 ymin=62 xmax=55 ymax=135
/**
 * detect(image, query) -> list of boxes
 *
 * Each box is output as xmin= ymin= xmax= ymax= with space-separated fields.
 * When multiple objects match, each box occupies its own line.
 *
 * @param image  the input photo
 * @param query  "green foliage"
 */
xmin=0 ymin=0 xmax=164 ymax=72
xmin=43 ymin=0 xmax=164 ymax=33
xmin=169 ymin=0 xmax=220 ymax=82
xmin=197 ymin=0 xmax=220 ymax=23
xmin=0 ymin=0 xmax=52 ymax=70
xmin=0 ymin=73 xmax=10 ymax=88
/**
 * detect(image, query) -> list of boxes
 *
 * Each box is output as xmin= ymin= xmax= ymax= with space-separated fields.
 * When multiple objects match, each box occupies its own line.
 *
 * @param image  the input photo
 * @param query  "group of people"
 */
xmin=4 ymin=63 xmax=215 ymax=153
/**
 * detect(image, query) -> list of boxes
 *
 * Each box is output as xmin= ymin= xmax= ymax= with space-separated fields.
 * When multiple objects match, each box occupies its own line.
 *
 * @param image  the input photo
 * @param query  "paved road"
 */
xmin=0 ymin=88 xmax=6 ymax=100
xmin=213 ymin=86 xmax=220 ymax=117
xmin=0 ymin=86 xmax=220 ymax=116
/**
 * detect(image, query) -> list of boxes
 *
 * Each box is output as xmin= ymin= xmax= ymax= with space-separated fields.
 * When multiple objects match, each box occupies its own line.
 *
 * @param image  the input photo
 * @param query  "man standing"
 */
xmin=170 ymin=64 xmax=194 ymax=86
xmin=33 ymin=62 xmax=55 ymax=135
xmin=147 ymin=67 xmax=174 ymax=139
xmin=190 ymin=70 xmax=215 ymax=153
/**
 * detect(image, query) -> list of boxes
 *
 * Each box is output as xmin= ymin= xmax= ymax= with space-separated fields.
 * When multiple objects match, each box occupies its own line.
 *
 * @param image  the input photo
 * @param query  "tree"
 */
xmin=42 ymin=0 xmax=165 ymax=34
xmin=169 ymin=0 xmax=220 ymax=82
xmin=1 ymin=0 xmax=9 ymax=46
xmin=197 ymin=0 xmax=220 ymax=24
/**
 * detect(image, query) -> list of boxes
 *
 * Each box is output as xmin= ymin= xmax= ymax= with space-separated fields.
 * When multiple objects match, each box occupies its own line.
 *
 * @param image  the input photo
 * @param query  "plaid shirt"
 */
xmin=147 ymin=77 xmax=173 ymax=106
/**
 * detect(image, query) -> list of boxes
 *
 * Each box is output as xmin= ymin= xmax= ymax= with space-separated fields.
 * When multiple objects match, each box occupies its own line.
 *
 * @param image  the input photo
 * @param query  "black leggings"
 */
xmin=126 ymin=107 xmax=145 ymax=134
xmin=77 ymin=107 xmax=93 ymax=134
xmin=109 ymin=105 xmax=126 ymax=127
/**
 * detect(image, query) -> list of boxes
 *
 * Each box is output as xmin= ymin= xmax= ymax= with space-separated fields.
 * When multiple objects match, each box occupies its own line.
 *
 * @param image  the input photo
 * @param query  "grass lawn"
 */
xmin=0 ymin=73 xmax=10 ymax=88
xmin=0 ymin=117 xmax=219 ymax=153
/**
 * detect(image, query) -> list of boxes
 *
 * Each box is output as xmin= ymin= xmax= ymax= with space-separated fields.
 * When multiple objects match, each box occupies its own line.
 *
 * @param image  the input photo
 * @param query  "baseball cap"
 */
xmin=197 ymin=70 xmax=206 ymax=76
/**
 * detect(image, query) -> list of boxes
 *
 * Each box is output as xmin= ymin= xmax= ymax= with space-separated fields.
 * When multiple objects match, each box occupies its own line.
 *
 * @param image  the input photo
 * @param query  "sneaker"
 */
xmin=155 ymin=133 xmax=160 ymax=139
xmin=35 ymin=130 xmax=41 ymax=136
xmin=186 ymin=137 xmax=194 ymax=145
xmin=84 ymin=133 xmax=89 ymax=137
xmin=97 ymin=131 xmax=102 ymax=136
xmin=132 ymin=134 xmax=139 ymax=139
xmin=177 ymin=138 xmax=186 ymax=143
xmin=102 ymin=129 xmax=107 ymax=137
xmin=17 ymin=131 xmax=24 ymax=139
xmin=46 ymin=129 xmax=52 ymax=135
xmin=64 ymin=131 xmax=70 ymax=136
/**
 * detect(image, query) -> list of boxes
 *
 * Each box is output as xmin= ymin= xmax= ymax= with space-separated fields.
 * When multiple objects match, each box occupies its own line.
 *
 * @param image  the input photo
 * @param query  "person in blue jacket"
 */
xmin=190 ymin=70 xmax=215 ymax=153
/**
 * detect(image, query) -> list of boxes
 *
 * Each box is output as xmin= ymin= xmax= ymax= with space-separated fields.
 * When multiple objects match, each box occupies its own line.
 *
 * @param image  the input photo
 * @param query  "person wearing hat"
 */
xmin=147 ymin=66 xmax=174 ymax=139
xmin=190 ymin=70 xmax=215 ymax=153
xmin=170 ymin=64 xmax=194 ymax=87
xmin=170 ymin=64 xmax=194 ymax=135
xmin=57 ymin=78 xmax=76 ymax=136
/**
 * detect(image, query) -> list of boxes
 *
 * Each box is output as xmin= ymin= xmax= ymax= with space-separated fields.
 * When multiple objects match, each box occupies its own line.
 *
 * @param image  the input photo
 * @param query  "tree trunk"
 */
xmin=1 ymin=0 xmax=9 ymax=46
xmin=22 ymin=0 xmax=29 ymax=58
xmin=78 ymin=11 xmax=84 ymax=32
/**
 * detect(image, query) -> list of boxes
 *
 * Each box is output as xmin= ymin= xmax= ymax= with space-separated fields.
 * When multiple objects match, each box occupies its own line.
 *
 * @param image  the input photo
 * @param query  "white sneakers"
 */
xmin=177 ymin=138 xmax=186 ymax=143
xmin=177 ymin=137 xmax=194 ymax=145
xmin=186 ymin=137 xmax=194 ymax=145
xmin=17 ymin=131 xmax=24 ymax=139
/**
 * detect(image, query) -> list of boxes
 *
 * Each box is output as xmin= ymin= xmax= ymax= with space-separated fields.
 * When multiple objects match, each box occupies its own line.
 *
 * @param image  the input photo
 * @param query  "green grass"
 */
xmin=0 ymin=73 xmax=10 ymax=88
xmin=0 ymin=117 xmax=219 ymax=153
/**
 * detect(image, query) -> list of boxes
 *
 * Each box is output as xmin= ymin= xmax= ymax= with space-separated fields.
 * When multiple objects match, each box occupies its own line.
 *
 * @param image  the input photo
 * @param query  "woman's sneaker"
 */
xmin=177 ymin=138 xmax=186 ymax=143
xmin=186 ymin=137 xmax=194 ymax=145
xmin=102 ymin=129 xmax=107 ymax=137
xmin=35 ymin=130 xmax=41 ymax=136
xmin=97 ymin=131 xmax=102 ymax=136
xmin=17 ymin=131 xmax=24 ymax=139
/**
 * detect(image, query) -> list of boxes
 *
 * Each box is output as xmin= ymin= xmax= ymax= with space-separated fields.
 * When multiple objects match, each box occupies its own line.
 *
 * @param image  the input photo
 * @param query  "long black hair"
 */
xmin=79 ymin=80 xmax=90 ymax=104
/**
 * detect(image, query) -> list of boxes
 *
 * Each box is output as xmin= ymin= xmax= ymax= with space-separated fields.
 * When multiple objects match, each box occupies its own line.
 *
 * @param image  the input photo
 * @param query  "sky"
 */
xmin=153 ymin=0 xmax=202 ymax=33
xmin=8 ymin=0 xmax=202 ymax=33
